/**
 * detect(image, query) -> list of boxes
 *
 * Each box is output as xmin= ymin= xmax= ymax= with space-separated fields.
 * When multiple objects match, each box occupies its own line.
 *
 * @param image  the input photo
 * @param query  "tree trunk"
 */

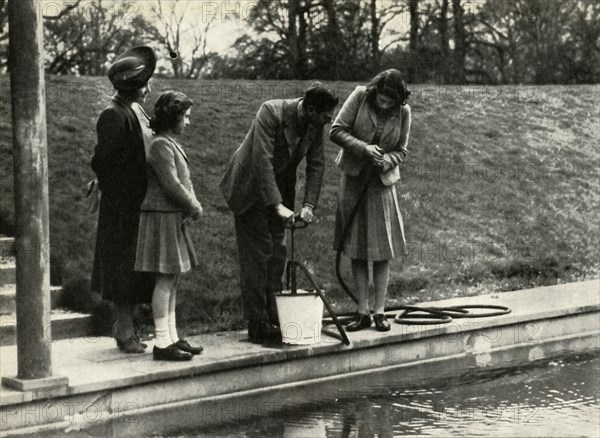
xmin=408 ymin=0 xmax=419 ymax=82
xmin=322 ymin=0 xmax=342 ymax=79
xmin=508 ymin=8 xmax=521 ymax=83
xmin=92 ymin=2 xmax=103 ymax=76
xmin=288 ymin=0 xmax=301 ymax=79
xmin=370 ymin=0 xmax=380 ymax=74
xmin=440 ymin=0 xmax=449 ymax=82
xmin=452 ymin=0 xmax=466 ymax=83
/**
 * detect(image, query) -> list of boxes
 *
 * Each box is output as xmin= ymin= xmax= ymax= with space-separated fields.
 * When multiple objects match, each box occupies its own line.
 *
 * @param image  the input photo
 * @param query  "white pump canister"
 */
xmin=275 ymin=290 xmax=324 ymax=345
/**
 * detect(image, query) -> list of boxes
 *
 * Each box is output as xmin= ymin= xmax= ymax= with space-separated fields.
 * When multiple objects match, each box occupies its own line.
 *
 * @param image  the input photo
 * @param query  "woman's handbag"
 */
xmin=85 ymin=179 xmax=100 ymax=213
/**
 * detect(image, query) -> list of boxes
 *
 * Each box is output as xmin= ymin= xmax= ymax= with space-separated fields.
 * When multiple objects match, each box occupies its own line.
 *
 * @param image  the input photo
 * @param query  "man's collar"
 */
xmin=296 ymin=99 xmax=308 ymax=135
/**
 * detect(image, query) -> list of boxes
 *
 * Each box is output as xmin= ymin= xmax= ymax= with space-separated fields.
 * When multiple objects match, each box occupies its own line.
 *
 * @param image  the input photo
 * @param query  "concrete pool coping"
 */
xmin=0 ymin=279 xmax=598 ymax=435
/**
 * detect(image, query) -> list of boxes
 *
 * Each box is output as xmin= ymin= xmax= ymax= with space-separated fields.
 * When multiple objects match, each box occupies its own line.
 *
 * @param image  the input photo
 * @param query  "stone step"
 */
xmin=0 ymin=311 xmax=94 ymax=346
xmin=0 ymin=236 xmax=15 ymax=258
xmin=0 ymin=260 xmax=16 ymax=286
xmin=0 ymin=285 xmax=64 ymax=315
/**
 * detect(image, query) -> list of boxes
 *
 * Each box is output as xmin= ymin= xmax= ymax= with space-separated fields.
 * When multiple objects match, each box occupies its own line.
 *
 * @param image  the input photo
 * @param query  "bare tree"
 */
xmin=149 ymin=0 xmax=217 ymax=79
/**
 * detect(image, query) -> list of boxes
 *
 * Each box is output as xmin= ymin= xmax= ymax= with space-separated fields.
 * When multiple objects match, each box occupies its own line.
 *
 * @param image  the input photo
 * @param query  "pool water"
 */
xmin=180 ymin=353 xmax=599 ymax=437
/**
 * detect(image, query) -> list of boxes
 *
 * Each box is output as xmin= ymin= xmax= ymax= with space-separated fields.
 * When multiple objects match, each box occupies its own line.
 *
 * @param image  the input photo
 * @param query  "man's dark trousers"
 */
xmin=234 ymin=201 xmax=287 ymax=325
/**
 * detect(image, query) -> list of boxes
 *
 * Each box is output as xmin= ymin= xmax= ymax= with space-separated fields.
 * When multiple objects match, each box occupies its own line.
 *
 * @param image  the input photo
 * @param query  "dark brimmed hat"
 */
xmin=108 ymin=46 xmax=157 ymax=91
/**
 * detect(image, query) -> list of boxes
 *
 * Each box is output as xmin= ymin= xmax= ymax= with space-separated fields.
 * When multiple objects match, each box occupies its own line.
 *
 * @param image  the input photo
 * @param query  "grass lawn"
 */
xmin=0 ymin=76 xmax=598 ymax=335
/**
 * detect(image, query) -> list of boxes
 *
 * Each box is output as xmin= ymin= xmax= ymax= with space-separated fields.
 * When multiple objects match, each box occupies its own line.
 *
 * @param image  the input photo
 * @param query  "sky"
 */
xmin=135 ymin=0 xmax=261 ymax=54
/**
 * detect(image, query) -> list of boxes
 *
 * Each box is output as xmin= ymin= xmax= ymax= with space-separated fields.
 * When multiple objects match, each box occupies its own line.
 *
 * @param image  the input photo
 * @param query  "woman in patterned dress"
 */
xmin=331 ymin=69 xmax=412 ymax=332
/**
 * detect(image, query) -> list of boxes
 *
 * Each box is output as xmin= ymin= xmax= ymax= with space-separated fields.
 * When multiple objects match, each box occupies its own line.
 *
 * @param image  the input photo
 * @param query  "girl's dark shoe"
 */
xmin=115 ymin=337 xmax=146 ymax=354
xmin=153 ymin=345 xmax=193 ymax=361
xmin=346 ymin=313 xmax=372 ymax=331
xmin=174 ymin=339 xmax=203 ymax=355
xmin=373 ymin=314 xmax=391 ymax=332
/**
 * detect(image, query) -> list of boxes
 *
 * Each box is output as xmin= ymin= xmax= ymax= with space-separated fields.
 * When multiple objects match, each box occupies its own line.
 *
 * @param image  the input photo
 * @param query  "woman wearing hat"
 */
xmin=91 ymin=46 xmax=157 ymax=353
xmin=331 ymin=69 xmax=412 ymax=332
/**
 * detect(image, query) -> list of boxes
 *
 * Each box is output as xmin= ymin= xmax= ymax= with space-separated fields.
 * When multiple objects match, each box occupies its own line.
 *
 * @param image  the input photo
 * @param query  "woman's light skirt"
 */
xmin=334 ymin=171 xmax=406 ymax=261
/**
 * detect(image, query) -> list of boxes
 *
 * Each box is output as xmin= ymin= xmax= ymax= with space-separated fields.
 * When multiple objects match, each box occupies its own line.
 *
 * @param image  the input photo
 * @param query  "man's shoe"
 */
xmin=174 ymin=339 xmax=203 ymax=355
xmin=115 ymin=337 xmax=146 ymax=354
xmin=153 ymin=345 xmax=193 ymax=361
xmin=373 ymin=314 xmax=391 ymax=332
xmin=248 ymin=321 xmax=281 ymax=343
xmin=346 ymin=313 xmax=372 ymax=332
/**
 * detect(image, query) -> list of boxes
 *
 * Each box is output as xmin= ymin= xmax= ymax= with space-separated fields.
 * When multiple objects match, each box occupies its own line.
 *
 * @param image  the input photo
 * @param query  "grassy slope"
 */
xmin=1 ymin=76 xmax=598 ymax=334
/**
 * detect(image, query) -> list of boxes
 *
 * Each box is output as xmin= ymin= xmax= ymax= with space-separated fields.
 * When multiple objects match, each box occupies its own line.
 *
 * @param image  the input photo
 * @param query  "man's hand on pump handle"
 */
xmin=274 ymin=203 xmax=314 ymax=224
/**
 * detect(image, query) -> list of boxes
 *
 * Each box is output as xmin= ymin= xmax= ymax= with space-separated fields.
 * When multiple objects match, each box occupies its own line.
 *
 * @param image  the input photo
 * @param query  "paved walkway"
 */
xmin=1 ymin=279 xmax=598 ymax=407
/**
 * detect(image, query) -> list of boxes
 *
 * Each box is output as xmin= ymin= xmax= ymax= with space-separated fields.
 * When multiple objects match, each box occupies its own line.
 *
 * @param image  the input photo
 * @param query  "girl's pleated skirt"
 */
xmin=135 ymin=211 xmax=198 ymax=274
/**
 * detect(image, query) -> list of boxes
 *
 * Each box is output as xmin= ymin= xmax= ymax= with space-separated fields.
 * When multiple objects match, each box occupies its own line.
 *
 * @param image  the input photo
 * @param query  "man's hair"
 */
xmin=150 ymin=90 xmax=194 ymax=134
xmin=302 ymin=82 xmax=339 ymax=112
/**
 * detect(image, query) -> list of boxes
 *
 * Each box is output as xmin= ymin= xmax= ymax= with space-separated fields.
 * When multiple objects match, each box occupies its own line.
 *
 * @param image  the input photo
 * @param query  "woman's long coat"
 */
xmin=91 ymin=95 xmax=154 ymax=304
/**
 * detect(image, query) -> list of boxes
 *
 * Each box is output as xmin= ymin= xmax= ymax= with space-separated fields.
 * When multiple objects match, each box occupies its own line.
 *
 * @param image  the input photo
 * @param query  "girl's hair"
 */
xmin=150 ymin=90 xmax=194 ymax=134
xmin=365 ymin=69 xmax=411 ymax=113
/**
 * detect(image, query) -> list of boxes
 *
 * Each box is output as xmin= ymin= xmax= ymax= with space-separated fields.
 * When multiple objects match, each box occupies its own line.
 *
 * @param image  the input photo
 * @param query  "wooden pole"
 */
xmin=8 ymin=0 xmax=52 ymax=379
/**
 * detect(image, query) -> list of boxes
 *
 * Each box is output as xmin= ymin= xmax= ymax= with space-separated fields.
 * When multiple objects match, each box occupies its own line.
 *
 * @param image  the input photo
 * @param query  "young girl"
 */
xmin=135 ymin=91 xmax=204 ymax=361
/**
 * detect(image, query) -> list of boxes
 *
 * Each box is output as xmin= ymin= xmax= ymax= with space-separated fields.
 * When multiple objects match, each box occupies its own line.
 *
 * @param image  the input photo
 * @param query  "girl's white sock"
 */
xmin=154 ymin=316 xmax=171 ymax=348
xmin=168 ymin=310 xmax=179 ymax=344
xmin=168 ymin=286 xmax=179 ymax=343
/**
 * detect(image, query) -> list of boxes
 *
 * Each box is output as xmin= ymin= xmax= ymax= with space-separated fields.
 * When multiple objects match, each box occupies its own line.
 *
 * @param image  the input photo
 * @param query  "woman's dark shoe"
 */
xmin=113 ymin=322 xmax=147 ymax=351
xmin=115 ymin=337 xmax=146 ymax=354
xmin=174 ymin=339 xmax=203 ymax=355
xmin=134 ymin=332 xmax=148 ymax=349
xmin=153 ymin=345 xmax=193 ymax=361
xmin=115 ymin=337 xmax=147 ymax=351
xmin=346 ymin=313 xmax=372 ymax=332
xmin=373 ymin=314 xmax=391 ymax=332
